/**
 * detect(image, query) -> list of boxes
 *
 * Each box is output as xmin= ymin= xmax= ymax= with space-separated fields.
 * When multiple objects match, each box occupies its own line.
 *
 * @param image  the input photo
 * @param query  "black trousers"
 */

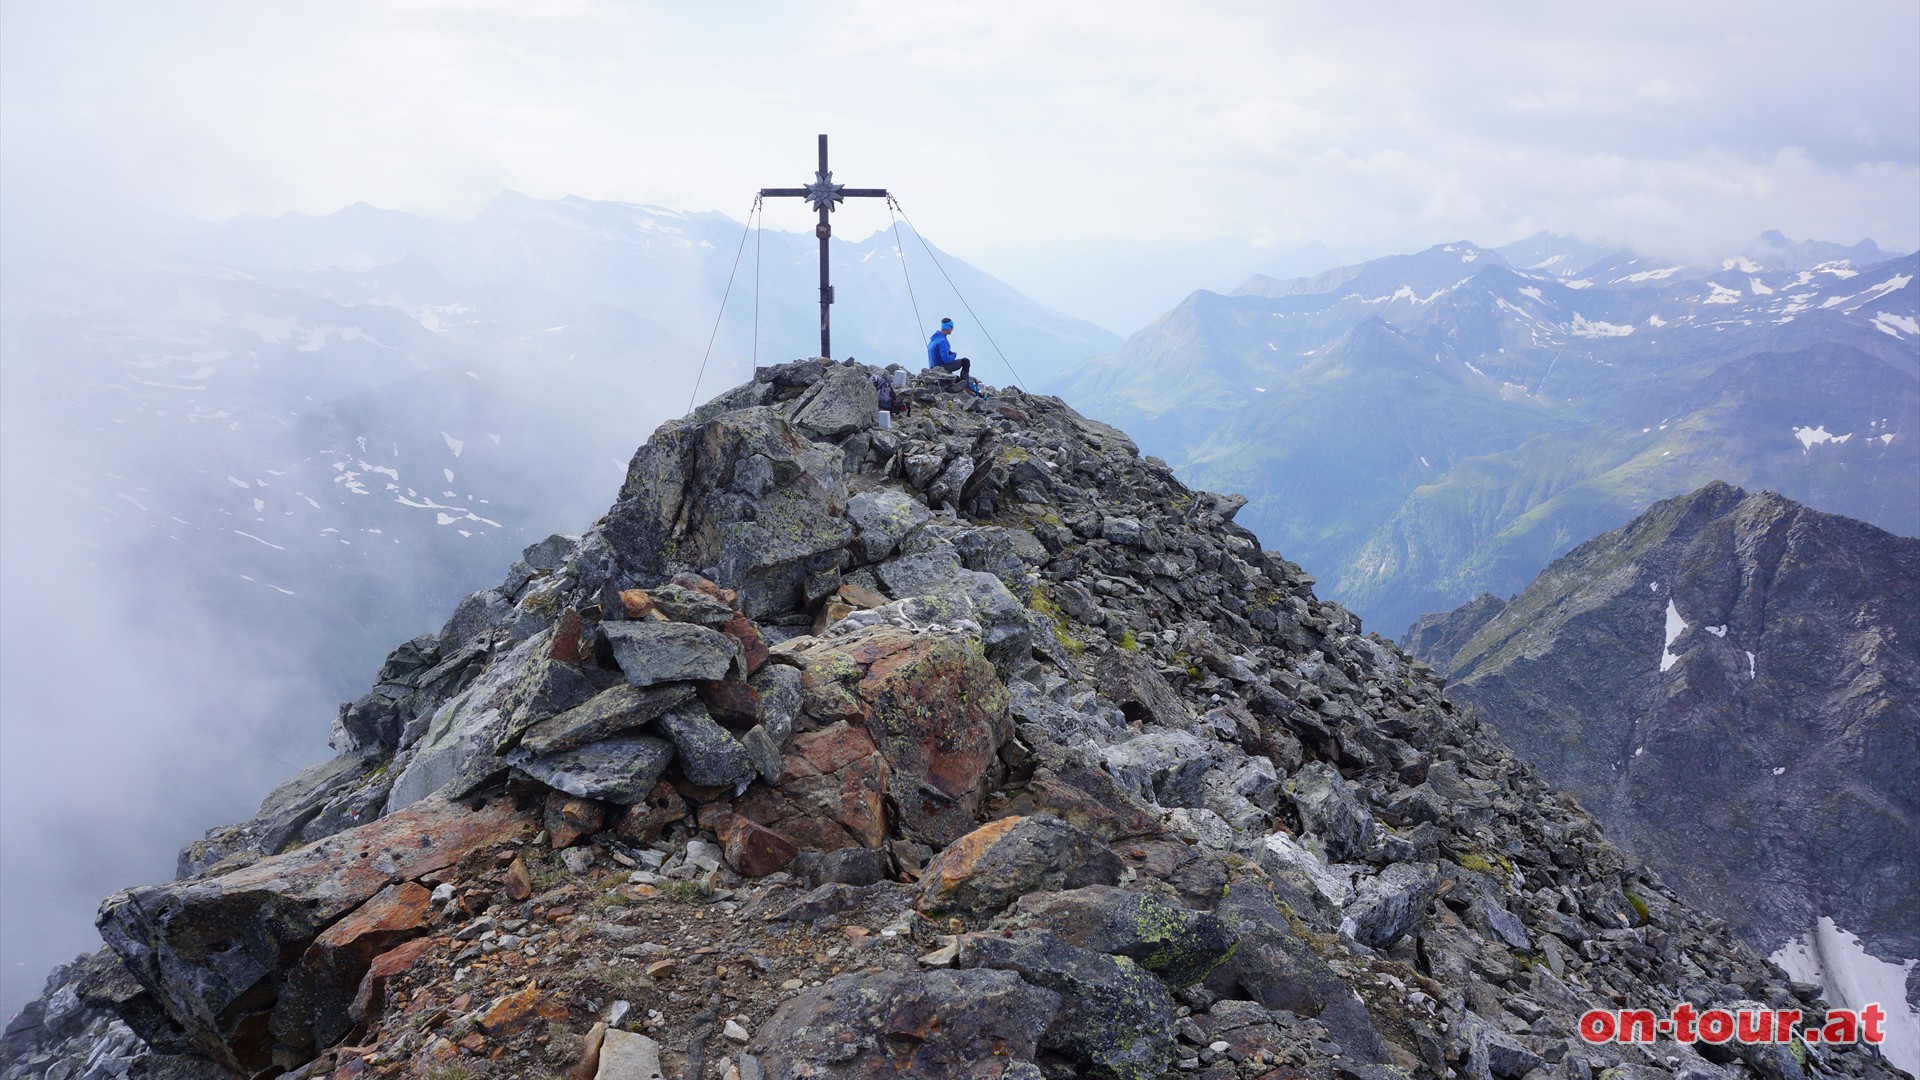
xmin=932 ymin=357 xmax=970 ymax=381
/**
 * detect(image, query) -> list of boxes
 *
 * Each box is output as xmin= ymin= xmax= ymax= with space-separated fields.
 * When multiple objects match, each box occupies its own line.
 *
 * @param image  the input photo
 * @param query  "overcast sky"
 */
xmin=2 ymin=0 xmax=1916 ymax=263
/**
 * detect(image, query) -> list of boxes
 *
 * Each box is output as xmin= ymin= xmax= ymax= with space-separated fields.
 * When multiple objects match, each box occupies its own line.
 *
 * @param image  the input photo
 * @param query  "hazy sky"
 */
xmin=2 ymin=0 xmax=1916 ymax=262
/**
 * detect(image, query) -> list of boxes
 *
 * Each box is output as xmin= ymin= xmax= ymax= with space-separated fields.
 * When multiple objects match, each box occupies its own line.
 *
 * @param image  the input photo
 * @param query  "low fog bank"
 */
xmin=0 ymin=397 xmax=339 ymax=1017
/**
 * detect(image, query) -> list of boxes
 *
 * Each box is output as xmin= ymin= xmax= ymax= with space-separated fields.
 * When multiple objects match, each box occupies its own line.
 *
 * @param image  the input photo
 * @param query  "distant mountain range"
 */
xmin=1054 ymin=232 xmax=1918 ymax=637
xmin=1402 ymin=482 xmax=1919 ymax=1058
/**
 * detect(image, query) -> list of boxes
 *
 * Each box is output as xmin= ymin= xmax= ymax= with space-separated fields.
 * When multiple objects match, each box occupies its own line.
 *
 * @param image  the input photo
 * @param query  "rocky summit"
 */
xmin=1403 ymin=484 xmax=1919 ymax=1025
xmin=4 ymin=363 xmax=1904 ymax=1080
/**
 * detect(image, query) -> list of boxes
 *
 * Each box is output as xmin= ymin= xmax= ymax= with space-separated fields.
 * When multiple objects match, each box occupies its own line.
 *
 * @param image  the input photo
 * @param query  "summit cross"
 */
xmin=759 ymin=134 xmax=889 ymax=359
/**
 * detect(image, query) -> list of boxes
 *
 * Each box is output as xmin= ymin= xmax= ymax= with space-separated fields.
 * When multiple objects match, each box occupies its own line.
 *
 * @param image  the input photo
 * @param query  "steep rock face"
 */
xmin=6 ymin=366 xmax=1904 ymax=1080
xmin=1403 ymin=482 xmax=1919 ymax=1058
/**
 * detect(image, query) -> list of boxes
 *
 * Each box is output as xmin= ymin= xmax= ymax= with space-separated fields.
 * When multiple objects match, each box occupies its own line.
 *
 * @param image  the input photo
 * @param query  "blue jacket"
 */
xmin=928 ymin=330 xmax=956 ymax=368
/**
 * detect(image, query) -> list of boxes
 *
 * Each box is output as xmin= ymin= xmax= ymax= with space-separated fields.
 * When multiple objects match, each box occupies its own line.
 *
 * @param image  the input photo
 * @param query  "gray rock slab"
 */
xmin=846 ymin=489 xmax=930 ymax=563
xmin=651 ymin=700 xmax=756 ymax=788
xmin=1100 ymin=731 xmax=1215 ymax=809
xmin=603 ymin=620 xmax=739 ymax=686
xmin=1287 ymin=761 xmax=1375 ymax=863
xmin=508 ymin=734 xmax=675 ymax=804
xmin=518 ymin=682 xmax=696 ymax=756
xmin=1340 ymin=861 xmax=1439 ymax=949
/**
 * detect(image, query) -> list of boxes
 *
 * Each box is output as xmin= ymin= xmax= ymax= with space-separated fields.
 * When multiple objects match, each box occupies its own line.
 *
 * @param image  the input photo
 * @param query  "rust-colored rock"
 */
xmin=475 ymin=983 xmax=543 ymax=1038
xmin=272 ymin=880 xmax=434 ymax=1054
xmin=618 ymin=589 xmax=656 ymax=619
xmin=719 ymin=814 xmax=801 ymax=877
xmin=917 ymin=814 xmax=1124 ymax=918
xmin=811 ymin=599 xmax=856 ymax=635
xmin=550 ymin=609 xmax=584 ymax=664
xmin=734 ymin=722 xmax=890 ymax=850
xmin=97 ymin=796 xmax=534 ymax=1073
xmin=835 ymin=582 xmax=890 ymax=609
xmin=699 ymin=677 xmax=762 ymax=724
xmin=504 ymin=855 xmax=534 ymax=901
xmin=545 ymin=793 xmax=606 ymax=849
xmin=613 ymin=781 xmax=687 ymax=846
xmin=847 ymin=627 xmax=1011 ymax=847
xmin=792 ymin=649 xmax=868 ymax=725
xmin=672 ymin=572 xmax=738 ymax=608
xmin=719 ymin=611 xmax=770 ymax=675
xmin=349 ymin=936 xmax=437 ymax=1024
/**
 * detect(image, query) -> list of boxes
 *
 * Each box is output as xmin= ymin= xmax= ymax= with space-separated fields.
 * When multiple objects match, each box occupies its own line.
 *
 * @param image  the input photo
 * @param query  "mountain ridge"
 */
xmin=3 ymin=362 xmax=1904 ymax=1080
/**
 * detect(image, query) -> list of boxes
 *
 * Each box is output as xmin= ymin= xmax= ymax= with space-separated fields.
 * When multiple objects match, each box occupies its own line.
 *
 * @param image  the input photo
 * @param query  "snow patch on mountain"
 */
xmin=1770 ymin=918 xmax=1920 ymax=1077
xmin=1571 ymin=314 xmax=1633 ymax=338
xmin=1794 ymin=425 xmax=1853 ymax=450
xmin=1872 ymin=312 xmax=1917 ymax=337
xmin=1660 ymin=599 xmax=1687 ymax=672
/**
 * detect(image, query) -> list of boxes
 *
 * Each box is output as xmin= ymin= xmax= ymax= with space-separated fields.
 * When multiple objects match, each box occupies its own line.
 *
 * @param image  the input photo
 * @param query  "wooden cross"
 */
xmin=760 ymin=134 xmax=889 ymax=359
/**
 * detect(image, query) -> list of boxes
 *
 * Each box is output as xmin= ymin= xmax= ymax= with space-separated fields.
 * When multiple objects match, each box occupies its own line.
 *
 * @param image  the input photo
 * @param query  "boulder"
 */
xmin=544 ymin=792 xmax=607 ymax=848
xmin=917 ymin=815 xmax=1123 ymax=918
xmin=841 ymin=626 xmax=1011 ymax=846
xmin=750 ymin=968 xmax=1057 ymax=1079
xmin=1203 ymin=871 xmax=1390 ymax=1064
xmin=650 ymin=699 xmax=756 ymax=788
xmin=602 ymin=406 xmax=852 ymax=618
xmin=846 ymin=489 xmax=930 ymax=563
xmin=508 ymin=733 xmax=675 ymax=804
xmin=269 ymin=881 xmax=433 ymax=1054
xmin=96 ymin=795 xmax=533 ymax=1073
xmin=789 ymin=362 xmax=879 ymax=438
xmin=603 ymin=621 xmax=739 ymax=687
xmin=733 ymin=722 xmax=891 ymax=850
xmin=1096 ymin=651 xmax=1189 ymax=730
xmin=1287 ymin=761 xmax=1375 ymax=862
xmin=1002 ymin=885 xmax=1237 ymax=988
xmin=1100 ymin=730 xmax=1215 ymax=809
xmin=1340 ymin=861 xmax=1439 ymax=949
xmin=516 ymin=682 xmax=696 ymax=756
xmin=959 ymin=928 xmax=1177 ymax=1080
xmin=385 ymin=632 xmax=558 ymax=812
xmin=717 ymin=814 xmax=800 ymax=877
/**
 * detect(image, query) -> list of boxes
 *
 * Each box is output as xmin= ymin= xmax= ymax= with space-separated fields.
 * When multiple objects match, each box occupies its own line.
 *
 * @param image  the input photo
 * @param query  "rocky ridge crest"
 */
xmin=1403 ymin=481 xmax=1919 ymax=1010
xmin=5 ymin=364 xmax=1902 ymax=1080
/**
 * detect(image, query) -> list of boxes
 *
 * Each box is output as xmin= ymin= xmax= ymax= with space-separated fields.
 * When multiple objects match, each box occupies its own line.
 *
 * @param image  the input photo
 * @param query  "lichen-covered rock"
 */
xmin=1002 ymin=885 xmax=1238 ymax=989
xmin=917 ymin=815 xmax=1123 ymax=918
xmin=602 ymin=406 xmax=852 ymax=618
xmin=650 ymin=699 xmax=755 ymax=788
xmin=1287 ymin=760 xmax=1375 ymax=862
xmin=750 ymin=968 xmax=1057 ymax=1079
xmin=734 ymin=722 xmax=890 ymax=850
xmin=788 ymin=361 xmax=879 ymax=438
xmin=839 ymin=626 xmax=1010 ymax=846
xmin=507 ymin=732 xmax=675 ymax=804
xmin=516 ymin=682 xmax=694 ymax=756
xmin=959 ymin=928 xmax=1177 ymax=1080
xmin=603 ymin=620 xmax=739 ymax=687
xmin=845 ymin=489 xmax=929 ymax=563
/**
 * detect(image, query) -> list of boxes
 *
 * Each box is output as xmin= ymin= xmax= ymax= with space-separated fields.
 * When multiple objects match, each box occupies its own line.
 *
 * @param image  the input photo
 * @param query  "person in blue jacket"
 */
xmin=927 ymin=318 xmax=970 ymax=383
